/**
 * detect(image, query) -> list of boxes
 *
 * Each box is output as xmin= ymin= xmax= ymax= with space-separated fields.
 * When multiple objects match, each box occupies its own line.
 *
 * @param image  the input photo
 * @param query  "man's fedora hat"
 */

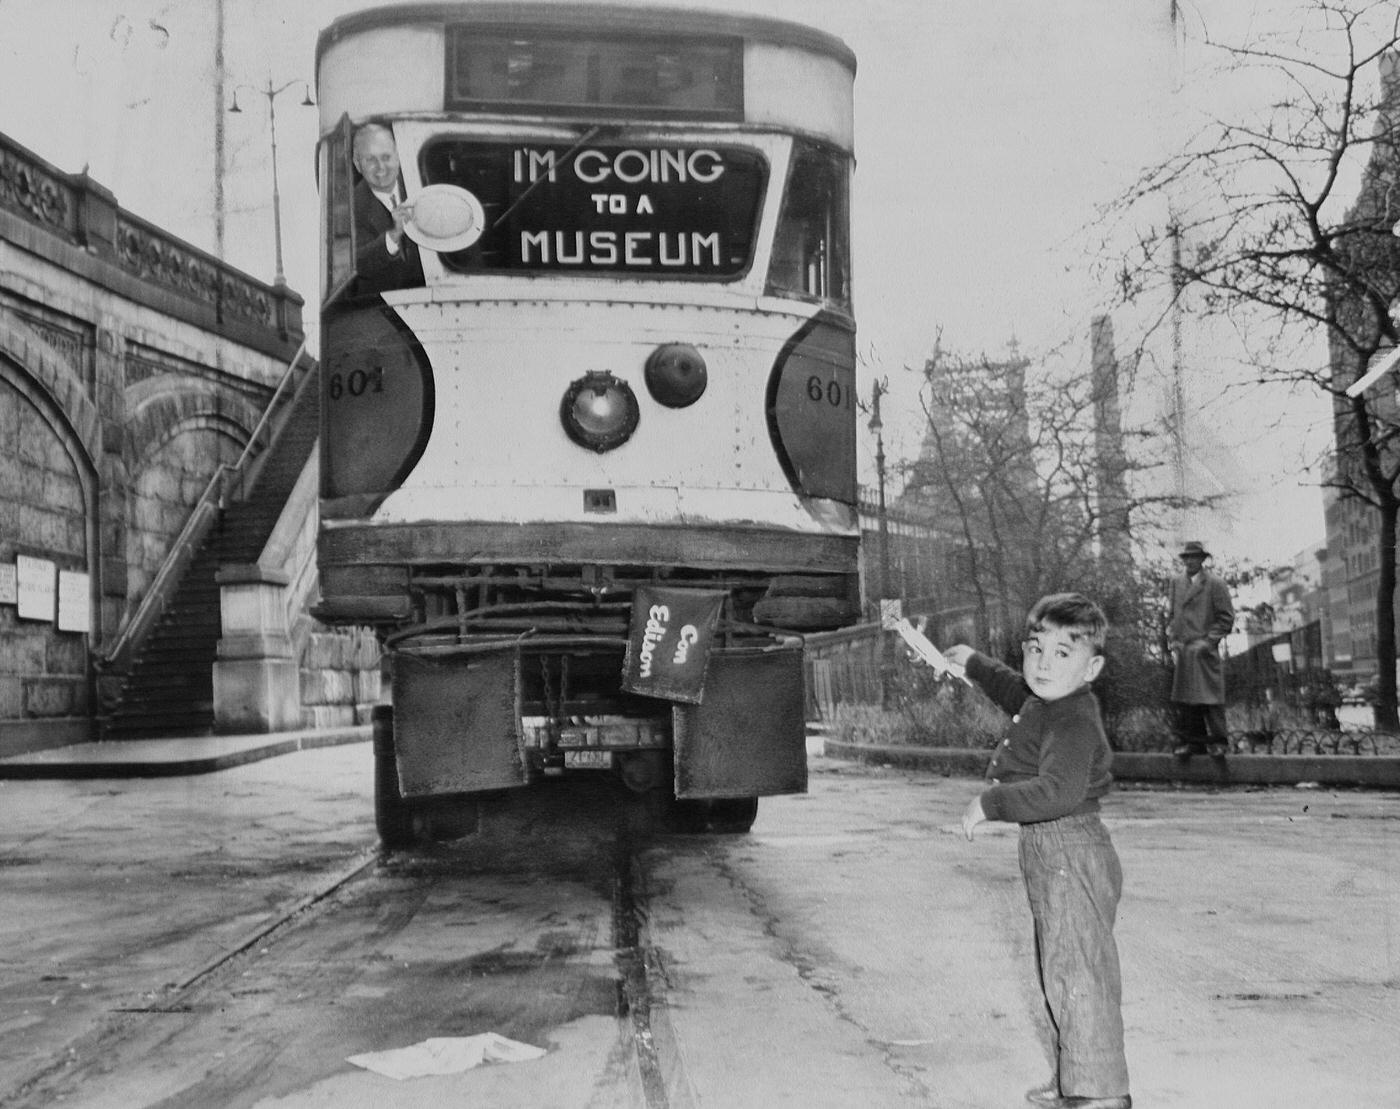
xmin=1179 ymin=540 xmax=1211 ymax=559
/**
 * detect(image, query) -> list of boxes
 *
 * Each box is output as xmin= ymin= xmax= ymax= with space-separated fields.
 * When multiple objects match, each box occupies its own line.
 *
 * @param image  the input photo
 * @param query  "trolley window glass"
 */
xmin=420 ymin=139 xmax=765 ymax=278
xmin=447 ymin=29 xmax=743 ymax=120
xmin=767 ymin=140 xmax=851 ymax=310
xmin=321 ymin=114 xmax=356 ymax=303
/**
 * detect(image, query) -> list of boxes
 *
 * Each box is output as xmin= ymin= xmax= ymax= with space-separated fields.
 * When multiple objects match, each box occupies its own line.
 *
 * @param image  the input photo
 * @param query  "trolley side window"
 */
xmin=420 ymin=140 xmax=765 ymax=278
xmin=447 ymin=29 xmax=744 ymax=120
xmin=767 ymin=141 xmax=852 ymax=311
xmin=322 ymin=113 xmax=357 ymax=304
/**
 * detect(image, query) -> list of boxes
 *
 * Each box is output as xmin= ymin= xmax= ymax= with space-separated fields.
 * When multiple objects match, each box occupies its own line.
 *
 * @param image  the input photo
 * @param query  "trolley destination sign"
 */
xmin=427 ymin=140 xmax=763 ymax=276
xmin=509 ymin=143 xmax=759 ymax=273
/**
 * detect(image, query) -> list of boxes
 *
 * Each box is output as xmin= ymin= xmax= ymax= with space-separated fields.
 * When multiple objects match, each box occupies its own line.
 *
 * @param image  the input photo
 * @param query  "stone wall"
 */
xmin=299 ymin=629 xmax=383 ymax=730
xmin=0 ymin=369 xmax=91 ymax=729
xmin=0 ymin=130 xmax=304 ymax=754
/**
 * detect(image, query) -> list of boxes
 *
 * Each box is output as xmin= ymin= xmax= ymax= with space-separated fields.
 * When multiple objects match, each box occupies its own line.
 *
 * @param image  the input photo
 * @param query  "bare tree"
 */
xmin=902 ymin=338 xmax=1186 ymax=652
xmin=1102 ymin=0 xmax=1400 ymax=727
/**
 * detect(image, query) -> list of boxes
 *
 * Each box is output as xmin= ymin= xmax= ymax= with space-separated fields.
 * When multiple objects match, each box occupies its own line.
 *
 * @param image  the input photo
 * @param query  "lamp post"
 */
xmin=869 ymin=379 xmax=895 ymax=706
xmin=229 ymin=79 xmax=314 ymax=287
xmin=869 ymin=379 xmax=892 ymax=605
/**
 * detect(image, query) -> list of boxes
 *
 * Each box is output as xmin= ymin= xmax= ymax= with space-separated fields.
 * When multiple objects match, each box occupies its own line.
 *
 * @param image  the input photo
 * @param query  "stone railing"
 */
xmin=113 ymin=210 xmax=274 ymax=330
xmin=0 ymin=131 xmax=301 ymax=344
xmin=0 ymin=137 xmax=76 ymax=233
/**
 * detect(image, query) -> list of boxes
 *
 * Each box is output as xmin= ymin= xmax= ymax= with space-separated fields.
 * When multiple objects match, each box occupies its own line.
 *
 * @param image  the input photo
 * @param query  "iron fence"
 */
xmin=806 ymin=619 xmax=1395 ymax=755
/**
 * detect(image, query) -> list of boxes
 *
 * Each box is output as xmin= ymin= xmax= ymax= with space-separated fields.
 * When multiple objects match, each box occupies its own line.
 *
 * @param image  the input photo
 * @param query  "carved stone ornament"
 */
xmin=0 ymin=146 xmax=74 ymax=231
xmin=114 ymin=217 xmax=271 ymax=327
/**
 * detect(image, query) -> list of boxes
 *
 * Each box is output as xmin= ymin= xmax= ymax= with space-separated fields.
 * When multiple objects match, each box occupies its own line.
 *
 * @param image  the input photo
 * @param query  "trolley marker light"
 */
xmin=645 ymin=343 xmax=707 ymax=407
xmin=561 ymin=371 xmax=640 ymax=451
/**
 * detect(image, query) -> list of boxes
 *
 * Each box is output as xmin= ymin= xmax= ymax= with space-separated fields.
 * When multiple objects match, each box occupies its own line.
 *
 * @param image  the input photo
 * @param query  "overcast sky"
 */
xmin=0 ymin=0 xmax=1361 ymax=567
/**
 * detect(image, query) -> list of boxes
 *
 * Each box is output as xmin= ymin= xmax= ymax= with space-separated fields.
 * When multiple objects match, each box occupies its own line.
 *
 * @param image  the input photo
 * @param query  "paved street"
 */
xmin=0 ymin=739 xmax=379 ymax=1100
xmin=641 ymin=755 xmax=1400 ymax=1107
xmin=0 ymin=739 xmax=1396 ymax=1107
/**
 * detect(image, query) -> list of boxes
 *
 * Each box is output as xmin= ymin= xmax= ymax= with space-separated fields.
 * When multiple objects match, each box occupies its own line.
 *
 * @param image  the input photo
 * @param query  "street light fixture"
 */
xmin=229 ymin=79 xmax=315 ymax=287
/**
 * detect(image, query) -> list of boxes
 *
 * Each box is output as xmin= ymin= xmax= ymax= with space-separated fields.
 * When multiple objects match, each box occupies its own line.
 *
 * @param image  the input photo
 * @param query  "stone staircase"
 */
xmin=102 ymin=365 xmax=320 ymax=739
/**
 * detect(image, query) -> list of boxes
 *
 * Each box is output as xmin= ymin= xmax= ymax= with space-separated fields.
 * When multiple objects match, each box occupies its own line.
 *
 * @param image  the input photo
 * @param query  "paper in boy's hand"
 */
xmin=883 ymin=616 xmax=971 ymax=685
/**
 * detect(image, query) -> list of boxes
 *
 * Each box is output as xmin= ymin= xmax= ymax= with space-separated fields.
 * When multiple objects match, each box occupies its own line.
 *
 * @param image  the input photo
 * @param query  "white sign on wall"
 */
xmin=16 ymin=555 xmax=56 ymax=622
xmin=0 ymin=563 xmax=16 ymax=606
xmin=57 ymin=570 xmax=91 ymax=634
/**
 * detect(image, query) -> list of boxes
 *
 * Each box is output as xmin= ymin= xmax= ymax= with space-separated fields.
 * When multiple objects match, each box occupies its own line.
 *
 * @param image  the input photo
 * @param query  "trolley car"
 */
xmin=314 ymin=2 xmax=859 ymax=844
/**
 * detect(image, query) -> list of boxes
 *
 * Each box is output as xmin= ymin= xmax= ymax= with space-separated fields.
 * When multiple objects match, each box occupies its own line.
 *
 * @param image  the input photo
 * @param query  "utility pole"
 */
xmin=1167 ymin=0 xmax=1190 ymax=542
xmin=214 ymin=0 xmax=226 ymax=264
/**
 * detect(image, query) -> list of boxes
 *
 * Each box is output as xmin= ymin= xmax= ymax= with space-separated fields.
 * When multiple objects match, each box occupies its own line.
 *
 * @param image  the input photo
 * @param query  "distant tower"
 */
xmin=1092 ymin=316 xmax=1133 ymax=570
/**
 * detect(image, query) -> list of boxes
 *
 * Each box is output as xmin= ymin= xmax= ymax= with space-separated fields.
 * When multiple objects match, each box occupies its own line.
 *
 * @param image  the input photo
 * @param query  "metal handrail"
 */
xmin=224 ymin=337 xmax=310 ymax=506
xmin=99 ymin=339 xmax=311 ymax=674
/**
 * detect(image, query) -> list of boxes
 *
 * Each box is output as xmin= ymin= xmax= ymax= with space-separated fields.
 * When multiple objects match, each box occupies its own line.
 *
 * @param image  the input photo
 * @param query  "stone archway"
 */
xmin=0 ymin=343 xmax=100 ymax=748
xmin=119 ymin=384 xmax=262 ymax=620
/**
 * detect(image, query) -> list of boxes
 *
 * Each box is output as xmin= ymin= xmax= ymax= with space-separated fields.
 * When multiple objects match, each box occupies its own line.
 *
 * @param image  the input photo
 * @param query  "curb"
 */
xmin=820 ymin=739 xmax=1400 ymax=790
xmin=0 ymin=726 xmax=372 ymax=780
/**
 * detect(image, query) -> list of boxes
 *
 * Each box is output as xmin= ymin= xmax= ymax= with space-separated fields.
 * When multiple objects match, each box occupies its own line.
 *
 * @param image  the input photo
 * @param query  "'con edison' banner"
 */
xmin=621 ymin=586 xmax=725 ymax=704
xmin=420 ymin=141 xmax=765 ymax=276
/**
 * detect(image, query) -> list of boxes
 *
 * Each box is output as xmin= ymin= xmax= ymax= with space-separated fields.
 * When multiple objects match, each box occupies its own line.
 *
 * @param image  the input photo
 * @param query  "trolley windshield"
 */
xmin=420 ymin=139 xmax=765 ymax=277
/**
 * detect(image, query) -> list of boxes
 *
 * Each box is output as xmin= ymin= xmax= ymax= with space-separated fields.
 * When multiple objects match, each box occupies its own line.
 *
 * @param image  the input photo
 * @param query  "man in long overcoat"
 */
xmin=1167 ymin=540 xmax=1235 ymax=758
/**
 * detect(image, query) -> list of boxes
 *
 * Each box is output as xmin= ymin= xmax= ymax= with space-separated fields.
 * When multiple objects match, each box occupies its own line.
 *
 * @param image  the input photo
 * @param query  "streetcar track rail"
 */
xmin=167 ymin=845 xmax=379 ymax=995
xmin=8 ymin=801 xmax=692 ymax=1109
xmin=0 ymin=844 xmax=380 ymax=1106
xmin=614 ymin=839 xmax=695 ymax=1109
xmin=7 ymin=821 xmax=690 ymax=1109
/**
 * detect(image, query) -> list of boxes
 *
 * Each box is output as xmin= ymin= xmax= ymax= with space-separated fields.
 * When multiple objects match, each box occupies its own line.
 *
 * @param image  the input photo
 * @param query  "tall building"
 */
xmin=1321 ymin=53 xmax=1400 ymax=685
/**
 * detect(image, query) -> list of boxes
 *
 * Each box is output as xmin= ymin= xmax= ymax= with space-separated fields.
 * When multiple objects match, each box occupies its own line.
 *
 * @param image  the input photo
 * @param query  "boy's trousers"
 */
xmin=1019 ymin=812 xmax=1130 ymax=1098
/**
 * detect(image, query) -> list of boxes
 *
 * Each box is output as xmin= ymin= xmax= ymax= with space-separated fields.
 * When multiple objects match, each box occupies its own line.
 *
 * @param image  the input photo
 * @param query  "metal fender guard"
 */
xmin=673 ymin=645 xmax=808 ymax=799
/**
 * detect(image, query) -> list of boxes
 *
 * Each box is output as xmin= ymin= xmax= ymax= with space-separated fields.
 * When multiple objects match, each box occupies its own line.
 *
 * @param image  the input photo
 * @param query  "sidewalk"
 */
xmin=820 ymin=734 xmax=1400 ymax=788
xmin=0 ymin=725 xmax=371 ymax=779
xmin=6 ymin=724 xmax=1400 ymax=787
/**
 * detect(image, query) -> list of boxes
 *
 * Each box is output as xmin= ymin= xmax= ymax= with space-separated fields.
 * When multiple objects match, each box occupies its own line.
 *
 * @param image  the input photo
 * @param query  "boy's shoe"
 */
xmin=1206 ymin=741 xmax=1228 ymax=757
xmin=1172 ymin=744 xmax=1193 ymax=758
xmin=1026 ymin=1084 xmax=1131 ymax=1109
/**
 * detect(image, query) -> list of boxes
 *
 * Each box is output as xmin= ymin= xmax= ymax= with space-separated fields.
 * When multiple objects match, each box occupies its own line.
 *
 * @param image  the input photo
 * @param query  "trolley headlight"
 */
xmin=561 ymin=371 xmax=640 ymax=452
xmin=645 ymin=343 xmax=707 ymax=408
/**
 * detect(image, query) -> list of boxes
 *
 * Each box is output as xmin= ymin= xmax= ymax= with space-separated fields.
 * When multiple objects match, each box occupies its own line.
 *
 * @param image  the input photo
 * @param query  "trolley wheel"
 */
xmin=667 ymin=796 xmax=759 ymax=835
xmin=706 ymin=797 xmax=759 ymax=834
xmin=371 ymin=704 xmax=418 ymax=850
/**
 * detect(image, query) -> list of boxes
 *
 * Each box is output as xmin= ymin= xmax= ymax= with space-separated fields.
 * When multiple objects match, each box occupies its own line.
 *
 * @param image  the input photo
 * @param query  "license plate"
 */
xmin=564 ymin=750 xmax=613 ymax=770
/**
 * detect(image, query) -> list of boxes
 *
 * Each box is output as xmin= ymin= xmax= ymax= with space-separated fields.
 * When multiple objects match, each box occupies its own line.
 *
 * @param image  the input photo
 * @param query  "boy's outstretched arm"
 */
xmin=943 ymin=644 xmax=974 ymax=668
xmin=961 ymin=795 xmax=986 ymax=840
xmin=944 ymin=645 xmax=1028 ymax=716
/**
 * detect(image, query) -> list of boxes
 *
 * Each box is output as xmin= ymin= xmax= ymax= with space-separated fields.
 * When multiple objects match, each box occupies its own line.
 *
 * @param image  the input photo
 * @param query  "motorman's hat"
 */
xmin=1179 ymin=540 xmax=1211 ymax=560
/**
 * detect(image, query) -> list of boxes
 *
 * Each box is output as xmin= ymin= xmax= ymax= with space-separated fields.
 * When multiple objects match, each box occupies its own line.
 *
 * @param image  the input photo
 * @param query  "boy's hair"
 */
xmin=1025 ymin=592 xmax=1109 ymax=653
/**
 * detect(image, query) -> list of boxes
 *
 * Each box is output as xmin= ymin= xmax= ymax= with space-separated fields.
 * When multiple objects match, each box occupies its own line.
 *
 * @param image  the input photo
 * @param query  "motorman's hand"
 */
xmin=386 ymin=200 xmax=415 ymax=250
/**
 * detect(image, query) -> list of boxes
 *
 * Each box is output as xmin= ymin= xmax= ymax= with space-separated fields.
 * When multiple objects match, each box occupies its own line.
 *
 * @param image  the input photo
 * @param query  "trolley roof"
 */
xmin=316 ymin=2 xmax=856 ymax=74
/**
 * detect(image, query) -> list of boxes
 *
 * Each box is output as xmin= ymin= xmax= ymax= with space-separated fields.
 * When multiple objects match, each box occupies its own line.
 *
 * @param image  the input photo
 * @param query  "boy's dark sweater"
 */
xmin=964 ymin=651 xmax=1114 ymax=825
